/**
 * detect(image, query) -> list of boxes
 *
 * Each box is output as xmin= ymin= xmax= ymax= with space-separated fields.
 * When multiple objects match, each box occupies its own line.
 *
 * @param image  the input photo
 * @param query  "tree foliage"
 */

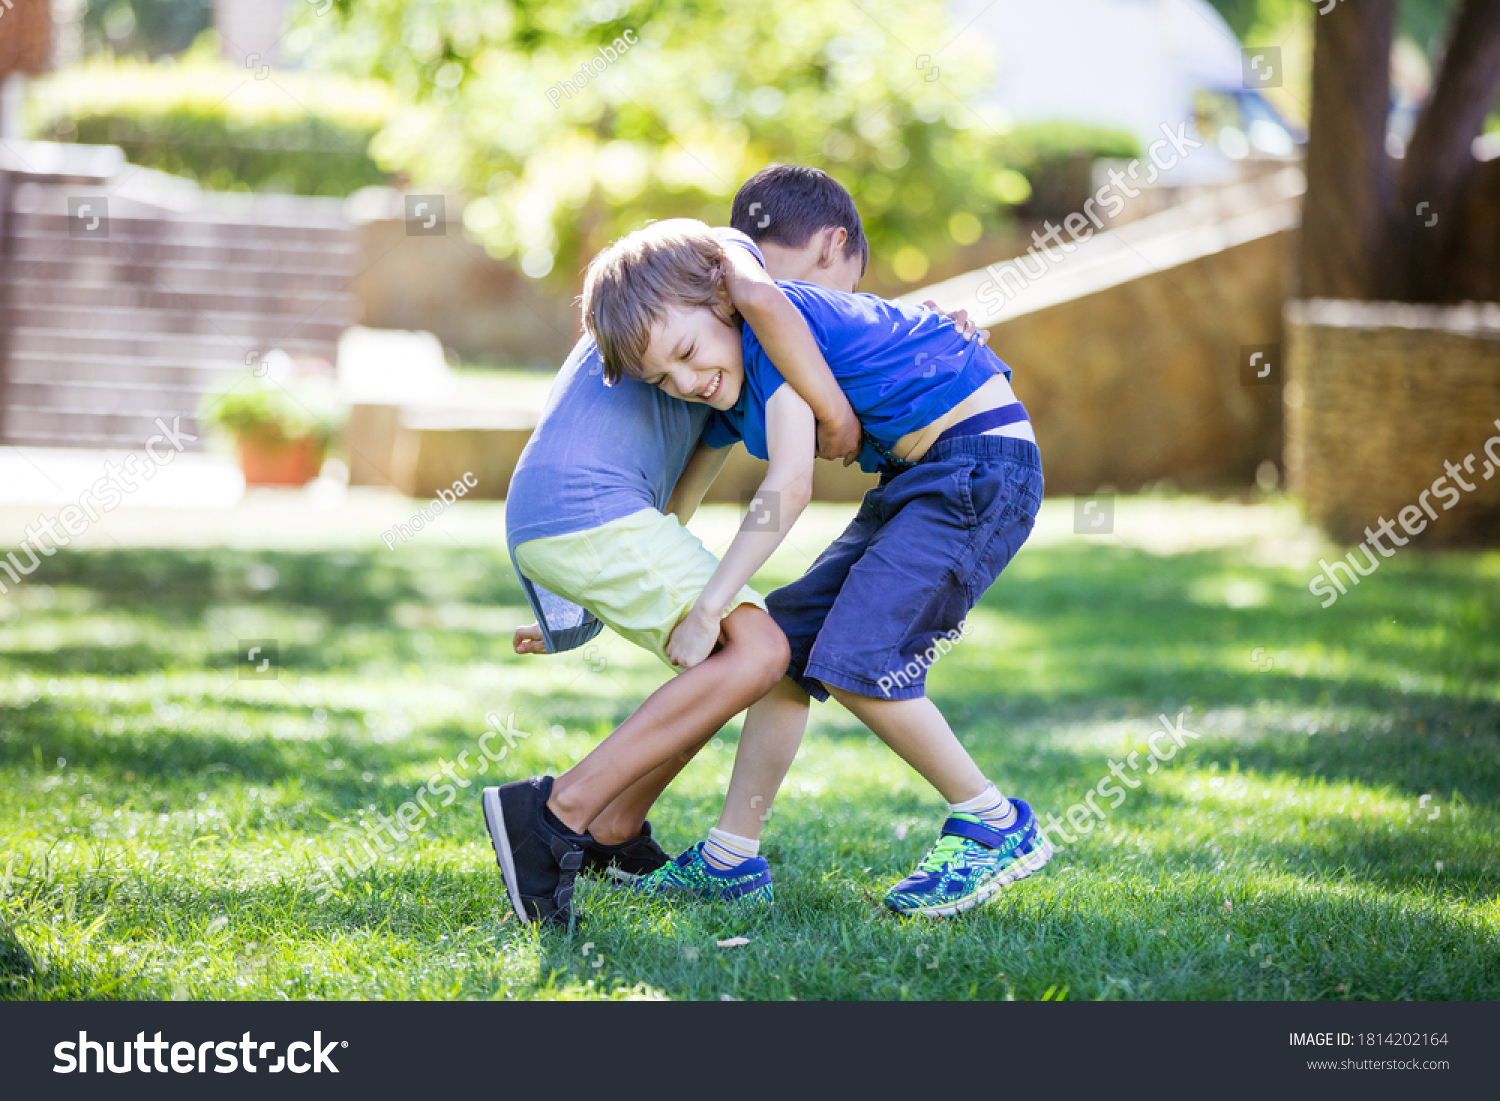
xmin=1206 ymin=0 xmax=1457 ymax=51
xmin=81 ymin=0 xmax=215 ymax=60
xmin=307 ymin=0 xmax=1102 ymax=287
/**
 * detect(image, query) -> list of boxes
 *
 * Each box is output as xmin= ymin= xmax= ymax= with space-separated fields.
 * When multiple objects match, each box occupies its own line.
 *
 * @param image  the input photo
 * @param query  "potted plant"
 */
xmin=201 ymin=375 xmax=345 ymax=487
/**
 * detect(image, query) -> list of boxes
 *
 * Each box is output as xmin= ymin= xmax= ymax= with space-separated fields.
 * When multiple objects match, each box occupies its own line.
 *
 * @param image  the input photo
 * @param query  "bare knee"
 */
xmin=722 ymin=606 xmax=790 ymax=696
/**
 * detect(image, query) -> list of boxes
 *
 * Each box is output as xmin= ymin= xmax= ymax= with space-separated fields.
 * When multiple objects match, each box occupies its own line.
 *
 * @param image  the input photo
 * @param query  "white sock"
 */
xmin=702 ymin=826 xmax=760 ymax=870
xmin=949 ymin=783 xmax=1017 ymax=830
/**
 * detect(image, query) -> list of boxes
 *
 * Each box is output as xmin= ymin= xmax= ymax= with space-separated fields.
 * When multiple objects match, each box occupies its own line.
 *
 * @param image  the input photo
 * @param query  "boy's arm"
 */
xmin=665 ymin=386 xmax=815 ymax=668
xmin=665 ymin=439 xmax=733 ymax=524
xmin=722 ymin=245 xmax=861 ymax=463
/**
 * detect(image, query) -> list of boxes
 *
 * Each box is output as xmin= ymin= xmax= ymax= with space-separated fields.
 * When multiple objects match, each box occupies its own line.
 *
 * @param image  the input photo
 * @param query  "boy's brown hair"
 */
xmin=581 ymin=219 xmax=738 ymax=385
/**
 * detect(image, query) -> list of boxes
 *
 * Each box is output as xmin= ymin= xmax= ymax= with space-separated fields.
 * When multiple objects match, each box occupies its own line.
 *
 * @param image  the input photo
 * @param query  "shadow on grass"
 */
xmin=17 ymin=547 xmax=528 ymax=623
xmin=0 ymin=700 xmax=428 ymax=804
xmin=525 ymin=866 xmax=1500 ymax=1001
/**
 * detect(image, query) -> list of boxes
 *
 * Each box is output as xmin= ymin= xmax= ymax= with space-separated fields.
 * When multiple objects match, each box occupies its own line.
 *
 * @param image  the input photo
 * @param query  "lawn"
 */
xmin=1 ymin=496 xmax=1497 ymax=1001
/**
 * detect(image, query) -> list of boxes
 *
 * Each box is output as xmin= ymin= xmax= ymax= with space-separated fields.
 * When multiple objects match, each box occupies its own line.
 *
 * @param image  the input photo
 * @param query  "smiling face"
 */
xmin=637 ymin=304 xmax=746 ymax=411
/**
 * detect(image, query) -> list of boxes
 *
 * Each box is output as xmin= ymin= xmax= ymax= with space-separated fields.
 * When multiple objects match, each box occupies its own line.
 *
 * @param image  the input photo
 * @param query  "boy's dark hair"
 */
xmin=731 ymin=164 xmax=868 ymax=274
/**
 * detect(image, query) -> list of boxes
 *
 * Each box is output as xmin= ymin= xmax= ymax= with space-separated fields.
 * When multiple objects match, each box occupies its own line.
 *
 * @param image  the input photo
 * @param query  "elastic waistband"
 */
xmin=922 ymin=433 xmax=1042 ymax=468
xmin=934 ymin=402 xmax=1029 ymax=446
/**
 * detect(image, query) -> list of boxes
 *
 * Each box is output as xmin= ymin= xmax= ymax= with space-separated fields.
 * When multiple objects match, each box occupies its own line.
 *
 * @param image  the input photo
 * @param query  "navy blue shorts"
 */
xmin=767 ymin=435 xmax=1043 ymax=702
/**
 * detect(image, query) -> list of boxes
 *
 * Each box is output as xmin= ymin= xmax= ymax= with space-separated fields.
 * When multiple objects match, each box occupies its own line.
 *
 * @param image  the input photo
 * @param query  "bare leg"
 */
xmin=826 ymin=687 xmax=987 ymax=804
xmin=547 ymin=604 xmax=789 ymax=835
xmin=716 ymin=677 xmax=811 ymax=839
xmin=585 ymin=733 xmax=714 ymax=846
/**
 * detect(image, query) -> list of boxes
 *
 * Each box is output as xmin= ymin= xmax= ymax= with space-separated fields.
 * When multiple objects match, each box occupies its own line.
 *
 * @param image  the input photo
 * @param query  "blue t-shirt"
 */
xmin=506 ymin=227 xmax=764 ymax=651
xmin=704 ymin=282 xmax=1008 ymax=472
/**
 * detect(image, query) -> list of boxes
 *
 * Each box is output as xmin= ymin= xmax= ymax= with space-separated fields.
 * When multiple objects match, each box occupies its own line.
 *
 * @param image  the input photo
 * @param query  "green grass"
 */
xmin=1 ymin=499 xmax=1497 ymax=1001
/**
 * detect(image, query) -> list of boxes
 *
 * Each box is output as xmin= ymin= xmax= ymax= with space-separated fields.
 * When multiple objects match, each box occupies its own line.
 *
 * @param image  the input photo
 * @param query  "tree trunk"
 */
xmin=1398 ymin=0 xmax=1500 ymax=301
xmin=1299 ymin=0 xmax=1396 ymax=300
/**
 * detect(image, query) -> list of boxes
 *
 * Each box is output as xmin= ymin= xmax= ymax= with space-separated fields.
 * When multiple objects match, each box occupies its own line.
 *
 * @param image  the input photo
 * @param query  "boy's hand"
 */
xmin=666 ymin=606 xmax=721 ymax=669
xmin=923 ymin=300 xmax=990 ymax=346
xmin=513 ymin=623 xmax=548 ymax=655
xmin=817 ymin=407 xmax=863 ymax=465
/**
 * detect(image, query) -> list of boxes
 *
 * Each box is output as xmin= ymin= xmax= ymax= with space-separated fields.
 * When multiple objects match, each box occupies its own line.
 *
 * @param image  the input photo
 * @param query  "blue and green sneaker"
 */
xmin=634 ymin=843 xmax=774 ymax=905
xmin=884 ymin=800 xmax=1052 ymax=918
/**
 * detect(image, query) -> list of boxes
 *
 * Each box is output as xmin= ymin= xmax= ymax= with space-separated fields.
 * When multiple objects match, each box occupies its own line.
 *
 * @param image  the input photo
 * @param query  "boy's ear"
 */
xmin=816 ymin=227 xmax=850 ymax=269
xmin=714 ymin=262 xmax=739 ymax=321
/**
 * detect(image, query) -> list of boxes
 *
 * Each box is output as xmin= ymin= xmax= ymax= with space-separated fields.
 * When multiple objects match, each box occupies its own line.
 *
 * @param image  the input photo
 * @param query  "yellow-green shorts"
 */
xmin=513 ymin=508 xmax=767 ymax=669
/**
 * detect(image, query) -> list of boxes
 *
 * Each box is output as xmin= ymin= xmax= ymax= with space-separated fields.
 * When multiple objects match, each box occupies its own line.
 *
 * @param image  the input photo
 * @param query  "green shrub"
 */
xmin=1003 ymin=121 xmax=1141 ymax=218
xmin=26 ymin=53 xmax=393 ymax=196
xmin=81 ymin=0 xmax=215 ymax=61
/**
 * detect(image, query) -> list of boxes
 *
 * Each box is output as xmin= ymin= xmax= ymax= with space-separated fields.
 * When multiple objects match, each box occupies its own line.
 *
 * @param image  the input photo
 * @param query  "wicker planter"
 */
xmin=236 ymin=433 xmax=326 ymax=487
xmin=1285 ymin=299 xmax=1500 ymax=545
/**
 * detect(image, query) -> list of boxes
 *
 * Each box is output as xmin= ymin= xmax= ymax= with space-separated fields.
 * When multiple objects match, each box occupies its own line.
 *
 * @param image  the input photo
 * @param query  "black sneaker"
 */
xmin=480 ymin=777 xmax=585 ymax=925
xmin=581 ymin=821 xmax=671 ymax=882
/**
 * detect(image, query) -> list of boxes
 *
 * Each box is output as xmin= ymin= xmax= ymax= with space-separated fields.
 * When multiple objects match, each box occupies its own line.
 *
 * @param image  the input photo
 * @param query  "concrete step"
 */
xmin=6 ymin=328 xmax=331 ymax=362
xmin=11 ymin=255 xmax=356 ymax=295
xmin=7 ymin=233 xmax=356 ymax=273
xmin=1 ymin=407 xmax=208 ymax=450
xmin=10 ymin=178 xmax=353 ymax=228
xmin=7 ymin=380 xmax=210 ymax=416
xmin=8 ymin=279 xmax=359 ymax=318
xmin=9 ymin=350 xmax=254 ymax=383
xmin=7 ymin=347 xmax=244 ymax=377
xmin=8 ymin=210 xmax=357 ymax=248
xmin=4 ymin=304 xmax=353 ymax=343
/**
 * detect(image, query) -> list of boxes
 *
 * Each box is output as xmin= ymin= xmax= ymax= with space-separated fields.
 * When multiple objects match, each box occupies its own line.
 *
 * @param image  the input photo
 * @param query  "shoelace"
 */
xmin=917 ymin=833 xmax=970 ymax=873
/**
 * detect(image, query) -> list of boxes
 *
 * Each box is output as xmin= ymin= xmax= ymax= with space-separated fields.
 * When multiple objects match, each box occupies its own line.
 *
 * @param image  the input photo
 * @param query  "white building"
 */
xmin=952 ymin=0 xmax=1294 ymax=182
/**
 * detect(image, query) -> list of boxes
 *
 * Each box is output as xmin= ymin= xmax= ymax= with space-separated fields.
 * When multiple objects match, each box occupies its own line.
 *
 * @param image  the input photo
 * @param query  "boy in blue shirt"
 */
xmin=582 ymin=218 xmax=1051 ymax=917
xmin=486 ymin=168 xmax=986 ymax=924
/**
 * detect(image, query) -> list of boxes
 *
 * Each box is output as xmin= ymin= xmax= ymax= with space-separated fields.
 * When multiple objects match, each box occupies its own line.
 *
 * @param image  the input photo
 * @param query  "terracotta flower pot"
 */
xmin=236 ymin=433 xmax=326 ymax=487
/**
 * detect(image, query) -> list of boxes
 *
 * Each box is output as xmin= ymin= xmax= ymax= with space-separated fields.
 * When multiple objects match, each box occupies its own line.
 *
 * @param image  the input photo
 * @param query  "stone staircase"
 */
xmin=0 ymin=156 xmax=360 ymax=450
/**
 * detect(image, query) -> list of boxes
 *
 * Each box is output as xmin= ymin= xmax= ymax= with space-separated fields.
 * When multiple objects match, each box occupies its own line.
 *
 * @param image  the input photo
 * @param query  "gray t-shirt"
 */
xmin=505 ymin=228 xmax=763 ymax=651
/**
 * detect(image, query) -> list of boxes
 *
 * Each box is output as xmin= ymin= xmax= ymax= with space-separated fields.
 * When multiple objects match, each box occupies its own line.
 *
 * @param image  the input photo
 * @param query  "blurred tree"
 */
xmin=1207 ymin=0 xmax=1456 ymax=52
xmin=1205 ymin=0 xmax=1301 ymax=41
xmin=1301 ymin=0 xmax=1500 ymax=302
xmin=80 ymin=0 xmax=213 ymax=60
xmin=308 ymin=0 xmax=1050 ymax=288
xmin=1396 ymin=0 xmax=1463 ymax=56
